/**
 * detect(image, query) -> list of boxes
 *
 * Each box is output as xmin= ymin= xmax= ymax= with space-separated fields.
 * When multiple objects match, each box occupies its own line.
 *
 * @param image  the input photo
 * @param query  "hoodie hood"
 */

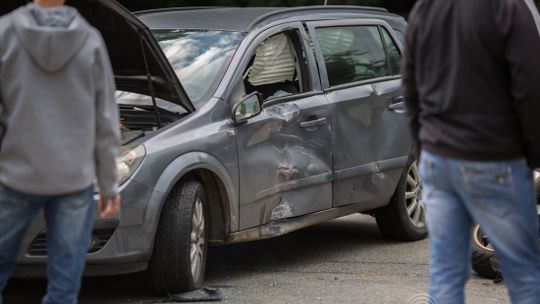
xmin=30 ymin=3 xmax=75 ymax=27
xmin=12 ymin=4 xmax=89 ymax=72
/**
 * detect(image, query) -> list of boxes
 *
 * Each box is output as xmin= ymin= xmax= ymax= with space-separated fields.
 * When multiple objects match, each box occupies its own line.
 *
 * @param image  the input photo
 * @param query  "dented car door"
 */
xmin=233 ymin=24 xmax=333 ymax=230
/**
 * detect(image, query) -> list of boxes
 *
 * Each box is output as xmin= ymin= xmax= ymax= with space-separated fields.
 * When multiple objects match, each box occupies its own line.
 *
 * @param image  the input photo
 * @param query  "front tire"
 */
xmin=375 ymin=154 xmax=428 ymax=241
xmin=149 ymin=180 xmax=208 ymax=295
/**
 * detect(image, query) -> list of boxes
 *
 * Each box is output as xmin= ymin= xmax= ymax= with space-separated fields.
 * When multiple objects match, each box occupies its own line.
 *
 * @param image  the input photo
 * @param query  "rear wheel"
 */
xmin=471 ymin=224 xmax=499 ymax=279
xmin=149 ymin=180 xmax=208 ymax=294
xmin=375 ymin=154 xmax=428 ymax=241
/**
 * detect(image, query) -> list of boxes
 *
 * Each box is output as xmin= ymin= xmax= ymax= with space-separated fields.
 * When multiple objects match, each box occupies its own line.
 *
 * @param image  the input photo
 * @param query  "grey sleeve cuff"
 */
xmin=98 ymin=183 xmax=118 ymax=199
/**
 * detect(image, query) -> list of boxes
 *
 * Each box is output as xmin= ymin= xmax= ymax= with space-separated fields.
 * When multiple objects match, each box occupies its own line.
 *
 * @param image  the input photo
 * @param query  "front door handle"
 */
xmin=299 ymin=117 xmax=327 ymax=128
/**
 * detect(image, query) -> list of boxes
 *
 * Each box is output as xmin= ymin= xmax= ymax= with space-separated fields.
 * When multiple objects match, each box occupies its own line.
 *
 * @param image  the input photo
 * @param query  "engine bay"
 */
xmin=119 ymin=104 xmax=185 ymax=146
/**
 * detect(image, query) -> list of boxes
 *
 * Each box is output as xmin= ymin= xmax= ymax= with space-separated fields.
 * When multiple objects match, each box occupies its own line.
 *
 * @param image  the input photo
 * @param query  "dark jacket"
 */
xmin=402 ymin=0 xmax=540 ymax=168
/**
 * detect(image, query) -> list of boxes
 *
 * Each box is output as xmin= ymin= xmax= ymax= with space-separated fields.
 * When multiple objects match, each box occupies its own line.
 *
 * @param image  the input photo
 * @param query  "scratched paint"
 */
xmin=236 ymin=96 xmax=333 ymax=230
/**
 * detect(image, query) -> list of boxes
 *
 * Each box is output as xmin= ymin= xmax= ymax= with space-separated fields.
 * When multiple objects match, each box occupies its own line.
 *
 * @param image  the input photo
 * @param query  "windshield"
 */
xmin=153 ymin=29 xmax=244 ymax=106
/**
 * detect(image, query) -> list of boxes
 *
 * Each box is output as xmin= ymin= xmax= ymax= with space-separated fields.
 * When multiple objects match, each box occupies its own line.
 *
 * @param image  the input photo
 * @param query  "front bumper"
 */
xmin=13 ymin=261 xmax=148 ymax=278
xmin=13 ymin=216 xmax=151 ymax=277
xmin=13 ymin=179 xmax=160 ymax=277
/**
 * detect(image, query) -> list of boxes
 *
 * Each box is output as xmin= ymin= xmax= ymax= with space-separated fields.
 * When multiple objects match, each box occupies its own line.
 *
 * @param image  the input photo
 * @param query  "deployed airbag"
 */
xmin=247 ymin=34 xmax=296 ymax=86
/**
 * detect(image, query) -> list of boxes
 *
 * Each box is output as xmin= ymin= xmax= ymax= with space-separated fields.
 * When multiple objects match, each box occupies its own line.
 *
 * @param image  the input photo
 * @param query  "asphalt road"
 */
xmin=4 ymin=214 xmax=509 ymax=304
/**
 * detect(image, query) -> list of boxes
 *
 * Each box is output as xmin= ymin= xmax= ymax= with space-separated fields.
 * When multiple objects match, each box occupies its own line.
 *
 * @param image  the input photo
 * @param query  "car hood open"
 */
xmin=0 ymin=0 xmax=194 ymax=112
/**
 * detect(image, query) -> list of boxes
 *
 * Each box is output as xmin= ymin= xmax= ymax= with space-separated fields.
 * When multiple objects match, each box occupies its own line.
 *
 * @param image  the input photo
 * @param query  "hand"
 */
xmin=98 ymin=193 xmax=121 ymax=218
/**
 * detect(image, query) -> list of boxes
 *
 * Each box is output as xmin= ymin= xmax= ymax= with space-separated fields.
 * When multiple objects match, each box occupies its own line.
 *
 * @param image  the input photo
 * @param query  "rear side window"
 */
xmin=315 ymin=25 xmax=399 ymax=87
xmin=392 ymin=29 xmax=406 ymax=46
xmin=382 ymin=28 xmax=401 ymax=76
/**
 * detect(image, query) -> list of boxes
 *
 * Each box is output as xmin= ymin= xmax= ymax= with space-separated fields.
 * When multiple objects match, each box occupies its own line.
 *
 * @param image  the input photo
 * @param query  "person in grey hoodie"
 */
xmin=0 ymin=1 xmax=121 ymax=303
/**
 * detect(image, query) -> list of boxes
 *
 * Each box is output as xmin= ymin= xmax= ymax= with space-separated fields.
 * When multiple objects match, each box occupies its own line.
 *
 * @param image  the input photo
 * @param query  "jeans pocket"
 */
xmin=419 ymin=154 xmax=440 ymax=203
xmin=461 ymin=163 xmax=515 ymax=217
xmin=419 ymin=154 xmax=438 ymax=187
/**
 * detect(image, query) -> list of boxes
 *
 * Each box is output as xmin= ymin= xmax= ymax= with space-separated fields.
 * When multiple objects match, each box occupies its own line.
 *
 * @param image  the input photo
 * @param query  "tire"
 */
xmin=149 ymin=180 xmax=208 ymax=295
xmin=375 ymin=153 xmax=428 ymax=241
xmin=471 ymin=224 xmax=499 ymax=279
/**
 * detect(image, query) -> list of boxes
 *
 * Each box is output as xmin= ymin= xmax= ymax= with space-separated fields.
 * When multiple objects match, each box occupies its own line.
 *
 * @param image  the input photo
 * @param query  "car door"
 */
xmin=307 ymin=19 xmax=411 ymax=209
xmin=231 ymin=23 xmax=333 ymax=230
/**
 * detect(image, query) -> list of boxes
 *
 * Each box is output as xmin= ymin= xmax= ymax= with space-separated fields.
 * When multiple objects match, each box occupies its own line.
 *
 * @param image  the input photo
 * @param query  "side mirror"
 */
xmin=232 ymin=92 xmax=263 ymax=124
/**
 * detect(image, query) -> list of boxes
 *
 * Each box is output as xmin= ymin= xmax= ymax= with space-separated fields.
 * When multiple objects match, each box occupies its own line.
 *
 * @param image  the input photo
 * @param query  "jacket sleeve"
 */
xmin=0 ymin=76 xmax=4 ymax=145
xmin=401 ymin=3 xmax=422 ymax=150
xmin=0 ymin=43 xmax=4 ymax=151
xmin=495 ymin=0 xmax=540 ymax=168
xmin=0 ymin=75 xmax=4 ymax=152
xmin=93 ymin=34 xmax=120 ymax=198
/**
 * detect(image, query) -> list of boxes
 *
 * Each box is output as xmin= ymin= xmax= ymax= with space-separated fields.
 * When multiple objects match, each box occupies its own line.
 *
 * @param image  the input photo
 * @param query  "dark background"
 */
xmin=118 ymin=0 xmax=540 ymax=16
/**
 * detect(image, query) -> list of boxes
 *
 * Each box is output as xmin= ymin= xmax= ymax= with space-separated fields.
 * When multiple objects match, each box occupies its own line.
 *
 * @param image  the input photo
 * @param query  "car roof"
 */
xmin=136 ymin=6 xmax=403 ymax=32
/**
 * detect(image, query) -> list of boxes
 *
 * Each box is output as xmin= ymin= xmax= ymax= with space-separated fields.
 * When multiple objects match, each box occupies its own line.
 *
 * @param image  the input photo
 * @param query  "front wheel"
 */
xmin=149 ymin=180 xmax=208 ymax=295
xmin=375 ymin=155 xmax=428 ymax=241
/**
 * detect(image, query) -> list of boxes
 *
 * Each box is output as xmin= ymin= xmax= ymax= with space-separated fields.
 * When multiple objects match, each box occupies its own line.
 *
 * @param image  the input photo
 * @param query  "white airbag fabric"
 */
xmin=317 ymin=28 xmax=354 ymax=55
xmin=247 ymin=34 xmax=296 ymax=86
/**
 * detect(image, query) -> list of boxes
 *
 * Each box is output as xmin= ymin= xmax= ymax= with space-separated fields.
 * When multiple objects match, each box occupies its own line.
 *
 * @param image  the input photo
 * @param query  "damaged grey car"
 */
xmin=4 ymin=0 xmax=426 ymax=294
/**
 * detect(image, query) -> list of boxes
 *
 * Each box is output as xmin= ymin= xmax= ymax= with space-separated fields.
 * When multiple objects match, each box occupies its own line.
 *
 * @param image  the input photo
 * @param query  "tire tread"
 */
xmin=149 ymin=180 xmax=207 ymax=294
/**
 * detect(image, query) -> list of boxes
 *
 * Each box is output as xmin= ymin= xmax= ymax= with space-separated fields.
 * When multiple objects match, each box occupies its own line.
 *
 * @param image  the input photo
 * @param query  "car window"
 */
xmin=315 ymin=26 xmax=388 ymax=87
xmin=243 ymin=30 xmax=309 ymax=102
xmin=382 ymin=28 xmax=401 ymax=76
xmin=392 ymin=29 xmax=406 ymax=46
xmin=152 ymin=30 xmax=244 ymax=108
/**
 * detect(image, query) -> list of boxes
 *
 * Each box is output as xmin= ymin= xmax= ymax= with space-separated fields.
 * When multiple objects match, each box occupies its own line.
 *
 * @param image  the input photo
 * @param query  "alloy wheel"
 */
xmin=405 ymin=161 xmax=426 ymax=228
xmin=190 ymin=198 xmax=205 ymax=282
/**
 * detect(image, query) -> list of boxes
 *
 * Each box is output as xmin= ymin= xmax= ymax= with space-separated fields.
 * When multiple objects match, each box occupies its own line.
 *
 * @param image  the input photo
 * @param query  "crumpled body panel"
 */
xmin=236 ymin=96 xmax=333 ymax=230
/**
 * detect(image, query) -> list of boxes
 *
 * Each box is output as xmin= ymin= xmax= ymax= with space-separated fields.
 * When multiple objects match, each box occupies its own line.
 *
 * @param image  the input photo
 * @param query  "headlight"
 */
xmin=117 ymin=145 xmax=146 ymax=185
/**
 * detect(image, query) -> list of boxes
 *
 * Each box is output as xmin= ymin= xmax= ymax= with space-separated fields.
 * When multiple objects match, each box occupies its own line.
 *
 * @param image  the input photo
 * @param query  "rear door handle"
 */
xmin=299 ymin=117 xmax=327 ymax=128
xmin=388 ymin=96 xmax=406 ymax=113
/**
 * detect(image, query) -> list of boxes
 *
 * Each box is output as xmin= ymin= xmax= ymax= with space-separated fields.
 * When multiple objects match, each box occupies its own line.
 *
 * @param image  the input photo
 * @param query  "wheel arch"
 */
xmin=373 ymin=145 xmax=426 ymax=241
xmin=144 ymin=152 xmax=237 ymax=256
xmin=387 ymin=145 xmax=419 ymax=204
xmin=182 ymin=169 xmax=231 ymax=245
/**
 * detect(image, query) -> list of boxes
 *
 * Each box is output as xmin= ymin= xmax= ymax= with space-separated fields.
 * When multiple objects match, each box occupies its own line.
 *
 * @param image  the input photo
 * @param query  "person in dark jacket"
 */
xmin=0 ymin=1 xmax=121 ymax=303
xmin=402 ymin=0 xmax=540 ymax=303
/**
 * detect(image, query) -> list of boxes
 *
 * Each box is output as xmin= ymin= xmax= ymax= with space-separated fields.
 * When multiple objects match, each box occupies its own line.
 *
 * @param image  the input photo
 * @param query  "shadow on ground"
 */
xmin=3 ymin=215 xmax=397 ymax=303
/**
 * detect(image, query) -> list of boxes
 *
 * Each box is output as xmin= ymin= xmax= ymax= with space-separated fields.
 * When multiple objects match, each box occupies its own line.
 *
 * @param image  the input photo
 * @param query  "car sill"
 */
xmin=226 ymin=202 xmax=369 ymax=244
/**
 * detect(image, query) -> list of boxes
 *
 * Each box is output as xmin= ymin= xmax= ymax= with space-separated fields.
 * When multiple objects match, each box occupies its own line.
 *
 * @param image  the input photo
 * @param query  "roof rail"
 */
xmin=246 ymin=5 xmax=390 ymax=31
xmin=134 ymin=6 xmax=230 ymax=15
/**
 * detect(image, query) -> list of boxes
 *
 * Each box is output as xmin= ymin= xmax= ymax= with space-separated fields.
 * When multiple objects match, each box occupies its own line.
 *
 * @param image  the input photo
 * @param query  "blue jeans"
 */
xmin=420 ymin=151 xmax=540 ymax=304
xmin=0 ymin=184 xmax=94 ymax=304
